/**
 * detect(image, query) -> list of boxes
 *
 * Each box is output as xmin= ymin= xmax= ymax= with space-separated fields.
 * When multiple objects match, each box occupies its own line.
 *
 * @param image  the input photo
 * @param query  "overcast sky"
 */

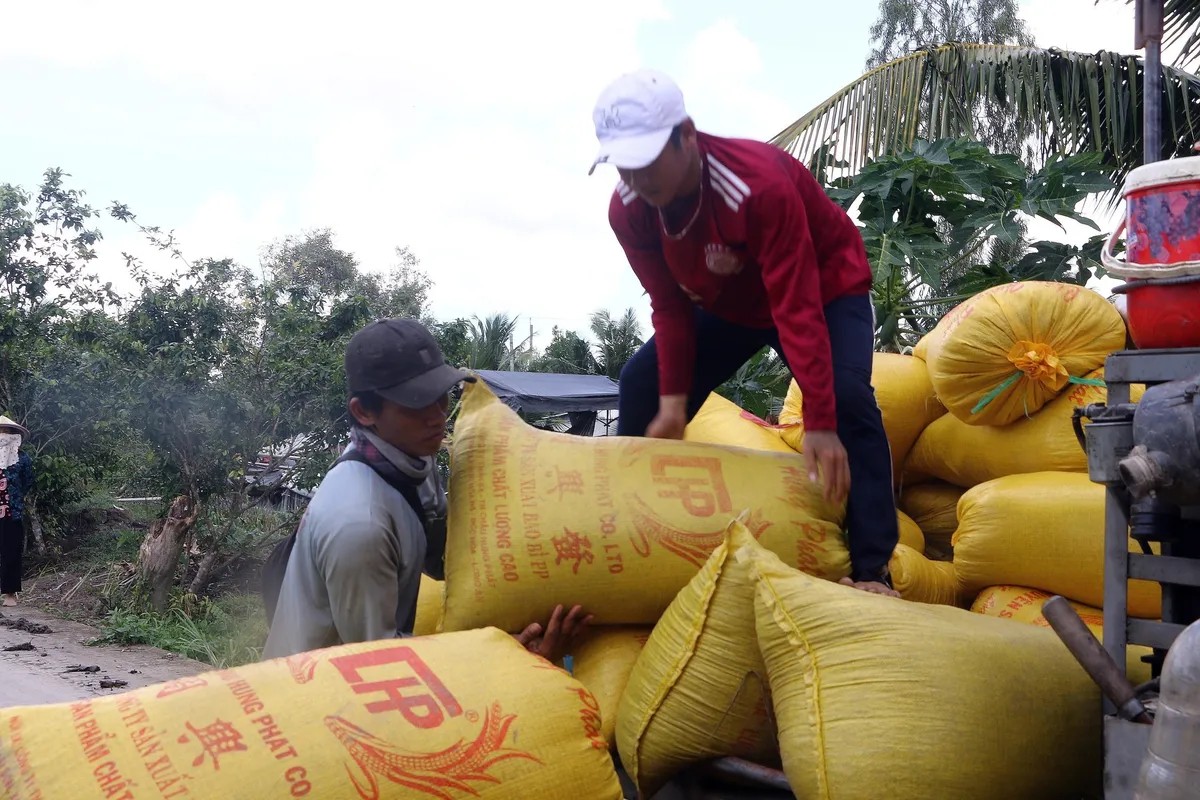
xmin=1 ymin=0 xmax=1138 ymax=350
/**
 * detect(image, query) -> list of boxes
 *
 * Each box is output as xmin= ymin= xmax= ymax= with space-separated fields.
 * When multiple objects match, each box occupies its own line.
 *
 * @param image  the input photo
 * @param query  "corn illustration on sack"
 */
xmin=896 ymin=510 xmax=925 ymax=553
xmin=953 ymin=472 xmax=1162 ymax=617
xmin=444 ymin=381 xmax=848 ymax=632
xmin=571 ymin=627 xmax=651 ymax=748
xmin=916 ymin=281 xmax=1125 ymax=426
xmin=0 ymin=628 xmax=623 ymax=800
xmin=972 ymin=585 xmax=1152 ymax=685
xmin=683 ymin=393 xmax=793 ymax=453
xmin=618 ymin=519 xmax=778 ymax=798
xmin=889 ymin=544 xmax=958 ymax=605
xmin=904 ymin=369 xmax=1145 ymax=488
xmin=777 ymin=353 xmax=945 ymax=478
xmin=741 ymin=546 xmax=1101 ymax=800
xmin=413 ymin=573 xmax=445 ymax=636
xmin=898 ymin=481 xmax=962 ymax=560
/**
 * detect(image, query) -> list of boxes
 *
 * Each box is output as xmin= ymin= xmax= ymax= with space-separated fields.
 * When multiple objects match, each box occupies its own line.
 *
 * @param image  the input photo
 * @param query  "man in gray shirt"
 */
xmin=263 ymin=319 xmax=590 ymax=662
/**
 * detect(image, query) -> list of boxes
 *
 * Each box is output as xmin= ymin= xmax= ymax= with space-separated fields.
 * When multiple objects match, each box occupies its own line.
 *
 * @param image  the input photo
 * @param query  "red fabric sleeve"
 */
xmin=746 ymin=182 xmax=838 ymax=432
xmin=608 ymin=194 xmax=695 ymax=396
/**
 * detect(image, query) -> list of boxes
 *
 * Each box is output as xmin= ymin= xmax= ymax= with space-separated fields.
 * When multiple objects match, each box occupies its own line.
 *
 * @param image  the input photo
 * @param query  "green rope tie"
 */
xmin=970 ymin=371 xmax=1107 ymax=416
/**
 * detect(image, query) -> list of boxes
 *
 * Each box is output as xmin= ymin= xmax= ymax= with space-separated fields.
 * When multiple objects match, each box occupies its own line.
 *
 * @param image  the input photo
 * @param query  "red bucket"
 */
xmin=1103 ymin=157 xmax=1200 ymax=349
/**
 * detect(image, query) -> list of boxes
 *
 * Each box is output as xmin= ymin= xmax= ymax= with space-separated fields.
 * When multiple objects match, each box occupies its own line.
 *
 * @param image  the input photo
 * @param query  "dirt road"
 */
xmin=0 ymin=606 xmax=208 ymax=708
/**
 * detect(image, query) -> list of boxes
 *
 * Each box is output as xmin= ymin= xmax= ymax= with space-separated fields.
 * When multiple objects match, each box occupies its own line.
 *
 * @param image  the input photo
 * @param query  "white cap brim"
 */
xmin=588 ymin=127 xmax=673 ymax=175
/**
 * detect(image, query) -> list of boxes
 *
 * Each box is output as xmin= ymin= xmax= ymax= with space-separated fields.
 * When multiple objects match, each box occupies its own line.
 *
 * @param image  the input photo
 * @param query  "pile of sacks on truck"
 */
xmin=0 ymin=280 xmax=1133 ymax=799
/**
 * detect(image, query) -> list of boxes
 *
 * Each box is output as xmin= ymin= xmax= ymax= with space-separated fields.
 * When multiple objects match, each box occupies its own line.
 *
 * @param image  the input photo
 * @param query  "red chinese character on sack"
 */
xmin=330 ymin=646 xmax=462 ymax=728
xmin=156 ymin=676 xmax=209 ymax=698
xmin=649 ymin=456 xmax=733 ymax=518
xmin=177 ymin=719 xmax=247 ymax=770
xmin=548 ymin=467 xmax=584 ymax=499
xmin=552 ymin=528 xmax=594 ymax=573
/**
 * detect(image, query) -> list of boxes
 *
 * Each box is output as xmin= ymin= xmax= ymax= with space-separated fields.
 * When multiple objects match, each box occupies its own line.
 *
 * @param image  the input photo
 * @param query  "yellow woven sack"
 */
xmin=972 ymin=585 xmax=1152 ymax=684
xmin=413 ymin=573 xmax=444 ymax=636
xmin=444 ymin=381 xmax=848 ymax=632
xmin=953 ymin=472 xmax=1161 ymax=617
xmin=777 ymin=353 xmax=945 ymax=479
xmin=889 ymin=543 xmax=958 ymax=605
xmin=571 ymin=627 xmax=651 ymax=748
xmin=904 ymin=369 xmax=1145 ymax=488
xmin=898 ymin=481 xmax=962 ymax=560
xmin=617 ymin=518 xmax=778 ymax=798
xmin=683 ymin=393 xmax=793 ymax=453
xmin=896 ymin=509 xmax=924 ymax=553
xmin=917 ymin=281 xmax=1125 ymax=426
xmin=0 ymin=628 xmax=623 ymax=800
xmin=742 ymin=546 xmax=1101 ymax=800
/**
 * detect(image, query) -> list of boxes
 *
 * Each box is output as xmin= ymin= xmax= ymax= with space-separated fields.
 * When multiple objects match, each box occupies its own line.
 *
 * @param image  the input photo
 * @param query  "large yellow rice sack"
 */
xmin=953 ymin=472 xmax=1161 ymax=618
xmin=617 ymin=519 xmax=777 ymax=798
xmin=444 ymin=380 xmax=848 ymax=632
xmin=413 ymin=573 xmax=444 ymax=636
xmin=571 ymin=627 xmax=651 ymax=748
xmin=896 ymin=509 xmax=925 ymax=553
xmin=898 ymin=481 xmax=962 ymax=560
xmin=777 ymin=352 xmax=945 ymax=478
xmin=683 ymin=392 xmax=793 ymax=453
xmin=889 ymin=543 xmax=959 ymax=605
xmin=972 ymin=585 xmax=1153 ymax=685
xmin=0 ymin=628 xmax=623 ymax=800
xmin=904 ymin=369 xmax=1145 ymax=488
xmin=915 ymin=281 xmax=1125 ymax=426
xmin=741 ymin=545 xmax=1101 ymax=800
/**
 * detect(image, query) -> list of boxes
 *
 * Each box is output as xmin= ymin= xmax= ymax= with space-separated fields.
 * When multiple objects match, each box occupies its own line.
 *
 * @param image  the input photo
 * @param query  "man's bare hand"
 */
xmin=513 ymin=604 xmax=594 ymax=664
xmin=802 ymin=430 xmax=850 ymax=504
xmin=838 ymin=577 xmax=901 ymax=598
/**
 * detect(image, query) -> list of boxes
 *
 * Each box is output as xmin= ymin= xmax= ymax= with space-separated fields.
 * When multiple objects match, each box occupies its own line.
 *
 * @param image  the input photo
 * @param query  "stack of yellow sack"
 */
xmin=617 ymin=518 xmax=1100 ymax=798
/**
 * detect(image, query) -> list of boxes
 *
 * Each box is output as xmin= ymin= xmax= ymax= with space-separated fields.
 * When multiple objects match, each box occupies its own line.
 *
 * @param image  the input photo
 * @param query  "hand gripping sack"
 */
xmin=443 ymin=380 xmax=848 ymax=632
xmin=741 ymin=546 xmax=1101 ymax=800
xmin=972 ymin=585 xmax=1152 ymax=685
xmin=777 ymin=352 xmax=945 ymax=478
xmin=953 ymin=472 xmax=1162 ymax=617
xmin=889 ymin=543 xmax=959 ymax=605
xmin=898 ymin=481 xmax=962 ymax=560
xmin=0 ymin=628 xmax=623 ymax=800
xmin=916 ymin=281 xmax=1125 ymax=426
xmin=617 ymin=519 xmax=778 ymax=798
xmin=571 ymin=626 xmax=651 ymax=748
xmin=682 ymin=393 xmax=794 ymax=453
xmin=903 ymin=368 xmax=1145 ymax=488
xmin=413 ymin=573 xmax=445 ymax=637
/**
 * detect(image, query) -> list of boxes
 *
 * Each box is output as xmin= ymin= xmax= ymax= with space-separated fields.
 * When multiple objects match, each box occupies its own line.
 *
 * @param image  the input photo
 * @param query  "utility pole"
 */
xmin=1136 ymin=0 xmax=1165 ymax=164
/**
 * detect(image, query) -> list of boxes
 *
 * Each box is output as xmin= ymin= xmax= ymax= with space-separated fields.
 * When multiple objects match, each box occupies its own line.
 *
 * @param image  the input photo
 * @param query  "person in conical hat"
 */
xmin=0 ymin=416 xmax=33 ymax=607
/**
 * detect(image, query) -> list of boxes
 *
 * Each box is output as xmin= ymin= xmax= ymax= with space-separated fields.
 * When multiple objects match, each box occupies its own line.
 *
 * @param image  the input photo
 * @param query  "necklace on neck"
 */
xmin=659 ymin=162 xmax=705 ymax=241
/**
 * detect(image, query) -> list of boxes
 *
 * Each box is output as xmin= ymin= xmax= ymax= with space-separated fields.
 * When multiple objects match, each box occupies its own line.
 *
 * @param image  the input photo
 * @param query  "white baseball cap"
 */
xmin=589 ymin=69 xmax=688 ymax=175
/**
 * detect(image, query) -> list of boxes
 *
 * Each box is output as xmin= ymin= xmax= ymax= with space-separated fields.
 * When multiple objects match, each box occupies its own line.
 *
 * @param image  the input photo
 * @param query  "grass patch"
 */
xmin=93 ymin=592 xmax=268 ymax=668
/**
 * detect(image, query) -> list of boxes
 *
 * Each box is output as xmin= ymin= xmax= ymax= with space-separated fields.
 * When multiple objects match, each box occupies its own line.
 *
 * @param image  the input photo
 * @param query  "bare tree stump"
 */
xmin=137 ymin=495 xmax=199 ymax=611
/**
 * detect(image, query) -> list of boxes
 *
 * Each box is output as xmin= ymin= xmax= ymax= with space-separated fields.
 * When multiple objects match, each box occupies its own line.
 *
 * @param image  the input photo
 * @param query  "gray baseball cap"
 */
xmin=345 ymin=319 xmax=474 ymax=409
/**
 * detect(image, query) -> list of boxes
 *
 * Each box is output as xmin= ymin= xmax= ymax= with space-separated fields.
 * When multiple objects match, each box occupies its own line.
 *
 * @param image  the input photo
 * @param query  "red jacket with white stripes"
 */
xmin=608 ymin=132 xmax=872 ymax=432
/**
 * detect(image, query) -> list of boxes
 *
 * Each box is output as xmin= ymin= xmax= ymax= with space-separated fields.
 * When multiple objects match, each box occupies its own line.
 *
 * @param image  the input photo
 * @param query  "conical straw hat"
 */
xmin=0 ymin=416 xmax=29 ymax=437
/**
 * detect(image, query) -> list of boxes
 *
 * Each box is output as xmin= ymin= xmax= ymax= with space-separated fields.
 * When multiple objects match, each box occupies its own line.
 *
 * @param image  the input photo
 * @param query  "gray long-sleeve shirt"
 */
xmin=262 ymin=458 xmax=428 ymax=660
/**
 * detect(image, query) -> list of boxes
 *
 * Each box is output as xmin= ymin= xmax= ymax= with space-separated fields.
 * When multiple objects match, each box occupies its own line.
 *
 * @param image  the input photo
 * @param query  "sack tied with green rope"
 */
xmin=914 ymin=281 xmax=1126 ymax=427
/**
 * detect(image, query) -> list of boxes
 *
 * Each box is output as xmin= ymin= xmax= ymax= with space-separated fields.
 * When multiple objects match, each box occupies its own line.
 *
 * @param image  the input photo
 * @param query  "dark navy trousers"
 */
xmin=617 ymin=294 xmax=898 ymax=579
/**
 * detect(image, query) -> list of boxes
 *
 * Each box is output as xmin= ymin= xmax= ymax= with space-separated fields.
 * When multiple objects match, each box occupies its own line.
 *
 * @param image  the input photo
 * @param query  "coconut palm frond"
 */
xmin=1117 ymin=0 xmax=1200 ymax=67
xmin=772 ymin=43 xmax=1200 ymax=186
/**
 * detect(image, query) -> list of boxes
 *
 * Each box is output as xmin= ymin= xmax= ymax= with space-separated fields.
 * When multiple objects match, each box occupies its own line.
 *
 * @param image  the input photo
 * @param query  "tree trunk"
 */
xmin=23 ymin=501 xmax=46 ymax=558
xmin=137 ymin=495 xmax=199 ymax=611
xmin=188 ymin=548 xmax=225 ymax=597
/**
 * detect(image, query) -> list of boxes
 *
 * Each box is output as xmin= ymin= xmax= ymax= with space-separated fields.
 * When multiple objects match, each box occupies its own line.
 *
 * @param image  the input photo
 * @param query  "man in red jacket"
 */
xmin=591 ymin=69 xmax=899 ymax=596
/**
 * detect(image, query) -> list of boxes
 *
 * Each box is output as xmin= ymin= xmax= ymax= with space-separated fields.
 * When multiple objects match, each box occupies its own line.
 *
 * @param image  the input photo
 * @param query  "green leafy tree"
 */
xmin=825 ymin=137 xmax=1112 ymax=351
xmin=867 ymin=0 xmax=1033 ymax=69
xmin=533 ymin=327 xmax=597 ymax=374
xmin=590 ymin=309 xmax=643 ymax=380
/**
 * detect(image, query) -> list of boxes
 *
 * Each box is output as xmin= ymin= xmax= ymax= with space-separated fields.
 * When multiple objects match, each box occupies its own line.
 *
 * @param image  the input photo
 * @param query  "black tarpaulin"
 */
xmin=472 ymin=370 xmax=620 ymax=414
